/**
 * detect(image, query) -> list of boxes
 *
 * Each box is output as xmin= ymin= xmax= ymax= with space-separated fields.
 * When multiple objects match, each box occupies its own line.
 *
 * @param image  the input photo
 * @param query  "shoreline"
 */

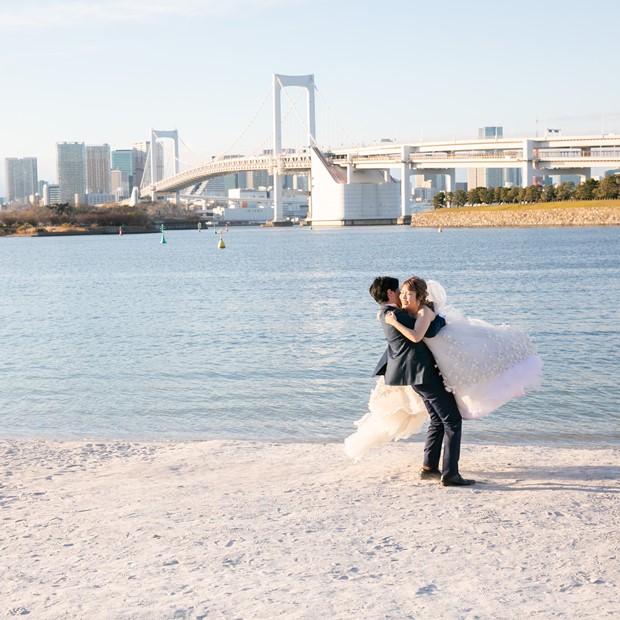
xmin=2 ymin=204 xmax=620 ymax=236
xmin=3 ymin=439 xmax=619 ymax=618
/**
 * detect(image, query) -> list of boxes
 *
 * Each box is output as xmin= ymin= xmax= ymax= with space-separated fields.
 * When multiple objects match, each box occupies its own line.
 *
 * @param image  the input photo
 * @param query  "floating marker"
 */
xmin=198 ymin=222 xmax=202 ymax=232
xmin=438 ymin=227 xmax=442 ymax=233
xmin=119 ymin=226 xmax=123 ymax=236
xmin=160 ymin=223 xmax=167 ymax=244
xmin=217 ymin=229 xmax=226 ymax=249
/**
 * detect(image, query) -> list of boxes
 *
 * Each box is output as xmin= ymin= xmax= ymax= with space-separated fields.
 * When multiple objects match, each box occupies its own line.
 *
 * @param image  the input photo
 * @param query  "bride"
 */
xmin=344 ymin=276 xmax=543 ymax=461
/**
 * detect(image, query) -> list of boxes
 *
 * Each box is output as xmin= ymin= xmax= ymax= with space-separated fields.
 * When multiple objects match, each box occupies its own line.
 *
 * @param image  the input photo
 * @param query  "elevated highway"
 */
xmin=141 ymin=134 xmax=620 ymax=226
xmin=142 ymin=134 xmax=620 ymax=198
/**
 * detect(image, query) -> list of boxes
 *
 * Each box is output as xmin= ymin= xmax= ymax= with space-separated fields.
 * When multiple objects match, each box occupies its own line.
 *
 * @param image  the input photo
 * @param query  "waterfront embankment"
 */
xmin=411 ymin=200 xmax=620 ymax=227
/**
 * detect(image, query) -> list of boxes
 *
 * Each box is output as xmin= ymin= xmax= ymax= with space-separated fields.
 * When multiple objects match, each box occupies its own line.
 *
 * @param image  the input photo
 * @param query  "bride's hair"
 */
xmin=402 ymin=276 xmax=435 ymax=311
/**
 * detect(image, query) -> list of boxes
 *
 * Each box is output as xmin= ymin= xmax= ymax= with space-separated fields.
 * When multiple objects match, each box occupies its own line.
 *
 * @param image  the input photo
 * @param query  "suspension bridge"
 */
xmin=139 ymin=74 xmax=620 ymax=226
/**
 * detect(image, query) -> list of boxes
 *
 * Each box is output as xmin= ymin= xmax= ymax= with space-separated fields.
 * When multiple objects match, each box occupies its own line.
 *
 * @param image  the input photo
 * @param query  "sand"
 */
xmin=1 ymin=440 xmax=618 ymax=619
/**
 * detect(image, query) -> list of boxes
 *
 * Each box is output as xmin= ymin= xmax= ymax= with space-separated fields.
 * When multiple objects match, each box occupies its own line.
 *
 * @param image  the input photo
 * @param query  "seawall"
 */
xmin=411 ymin=204 xmax=620 ymax=228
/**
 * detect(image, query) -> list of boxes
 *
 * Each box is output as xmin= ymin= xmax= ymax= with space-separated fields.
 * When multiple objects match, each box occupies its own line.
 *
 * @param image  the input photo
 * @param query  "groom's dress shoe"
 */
xmin=419 ymin=467 xmax=441 ymax=480
xmin=441 ymin=474 xmax=476 ymax=487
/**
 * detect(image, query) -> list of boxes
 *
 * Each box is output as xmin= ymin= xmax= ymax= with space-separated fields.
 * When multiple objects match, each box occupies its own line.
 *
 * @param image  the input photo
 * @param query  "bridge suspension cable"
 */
xmin=314 ymin=84 xmax=356 ymax=147
xmin=210 ymin=86 xmax=273 ymax=162
xmin=177 ymin=136 xmax=208 ymax=168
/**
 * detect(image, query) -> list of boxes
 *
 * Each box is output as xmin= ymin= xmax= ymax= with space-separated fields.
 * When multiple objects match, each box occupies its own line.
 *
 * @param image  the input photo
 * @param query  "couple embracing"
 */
xmin=344 ymin=275 xmax=543 ymax=486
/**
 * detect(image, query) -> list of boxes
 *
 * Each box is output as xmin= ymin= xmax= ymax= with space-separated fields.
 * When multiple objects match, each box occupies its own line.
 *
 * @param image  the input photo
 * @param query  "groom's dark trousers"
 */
xmin=412 ymin=374 xmax=462 ymax=477
xmin=374 ymin=305 xmax=463 ymax=477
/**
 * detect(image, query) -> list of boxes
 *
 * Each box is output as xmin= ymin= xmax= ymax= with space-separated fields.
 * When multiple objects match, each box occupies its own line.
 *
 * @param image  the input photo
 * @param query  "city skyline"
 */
xmin=1 ymin=0 xmax=619 ymax=195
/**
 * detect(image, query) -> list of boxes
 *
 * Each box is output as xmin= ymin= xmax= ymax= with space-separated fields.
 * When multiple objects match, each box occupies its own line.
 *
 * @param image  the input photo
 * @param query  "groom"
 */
xmin=369 ymin=276 xmax=475 ymax=487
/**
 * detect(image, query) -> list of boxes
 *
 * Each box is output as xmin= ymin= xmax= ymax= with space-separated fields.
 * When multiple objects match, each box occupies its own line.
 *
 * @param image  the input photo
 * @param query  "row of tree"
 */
xmin=432 ymin=173 xmax=620 ymax=209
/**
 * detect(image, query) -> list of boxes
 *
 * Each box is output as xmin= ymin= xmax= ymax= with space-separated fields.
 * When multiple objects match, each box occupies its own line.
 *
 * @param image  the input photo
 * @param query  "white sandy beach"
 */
xmin=1 ymin=440 xmax=618 ymax=619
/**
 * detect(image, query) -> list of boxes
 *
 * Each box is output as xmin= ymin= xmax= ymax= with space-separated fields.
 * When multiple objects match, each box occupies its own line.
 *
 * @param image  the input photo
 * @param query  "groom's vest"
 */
xmin=374 ymin=306 xmax=445 ymax=386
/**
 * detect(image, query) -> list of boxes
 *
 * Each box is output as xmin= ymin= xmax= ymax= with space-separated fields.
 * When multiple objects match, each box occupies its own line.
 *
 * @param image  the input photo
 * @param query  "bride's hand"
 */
xmin=385 ymin=311 xmax=397 ymax=326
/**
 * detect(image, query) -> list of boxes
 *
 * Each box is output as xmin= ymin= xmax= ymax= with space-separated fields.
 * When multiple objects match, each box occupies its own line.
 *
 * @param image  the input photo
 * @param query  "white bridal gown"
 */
xmin=344 ymin=281 xmax=543 ymax=461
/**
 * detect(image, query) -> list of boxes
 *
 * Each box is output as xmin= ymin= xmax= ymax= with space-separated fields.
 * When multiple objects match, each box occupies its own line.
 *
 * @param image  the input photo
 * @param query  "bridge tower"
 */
xmin=148 ymin=129 xmax=180 ymax=204
xmin=272 ymin=74 xmax=316 ymax=222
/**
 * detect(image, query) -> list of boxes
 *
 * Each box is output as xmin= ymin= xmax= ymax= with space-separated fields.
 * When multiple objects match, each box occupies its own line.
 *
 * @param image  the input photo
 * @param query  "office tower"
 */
xmin=293 ymin=174 xmax=308 ymax=191
xmin=112 ymin=149 xmax=134 ymax=191
xmin=41 ymin=183 xmax=62 ymax=206
xmin=111 ymin=169 xmax=130 ymax=201
xmin=57 ymin=142 xmax=87 ymax=204
xmin=204 ymin=174 xmax=238 ymax=197
xmin=132 ymin=142 xmax=148 ymax=189
xmin=236 ymin=171 xmax=250 ymax=189
xmin=5 ymin=157 xmax=38 ymax=205
xmin=505 ymin=168 xmax=522 ymax=187
xmin=468 ymin=126 xmax=505 ymax=188
xmin=86 ymin=144 xmax=112 ymax=194
xmin=468 ymin=167 xmax=505 ymax=189
xmin=478 ymin=126 xmax=503 ymax=139
xmin=48 ymin=185 xmax=61 ymax=205
xmin=415 ymin=173 xmax=447 ymax=192
xmin=247 ymin=169 xmax=272 ymax=190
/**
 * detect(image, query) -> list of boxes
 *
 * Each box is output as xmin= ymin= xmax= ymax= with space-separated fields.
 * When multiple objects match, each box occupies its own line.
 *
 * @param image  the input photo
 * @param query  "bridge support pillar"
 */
xmin=272 ymin=73 xmax=316 ymax=223
xmin=347 ymin=154 xmax=354 ymax=183
xmin=398 ymin=145 xmax=411 ymax=224
xmin=579 ymin=169 xmax=591 ymax=184
xmin=148 ymin=129 xmax=180 ymax=203
xmin=521 ymin=139 xmax=536 ymax=187
xmin=445 ymin=169 xmax=456 ymax=193
xmin=272 ymin=167 xmax=283 ymax=222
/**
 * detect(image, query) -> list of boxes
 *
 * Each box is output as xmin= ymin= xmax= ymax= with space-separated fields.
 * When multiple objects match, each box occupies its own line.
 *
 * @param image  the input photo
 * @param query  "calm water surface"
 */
xmin=1 ymin=225 xmax=618 ymax=447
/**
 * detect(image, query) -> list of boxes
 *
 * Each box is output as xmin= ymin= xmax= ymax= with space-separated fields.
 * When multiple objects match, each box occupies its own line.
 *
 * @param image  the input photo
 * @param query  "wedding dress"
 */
xmin=344 ymin=281 xmax=543 ymax=461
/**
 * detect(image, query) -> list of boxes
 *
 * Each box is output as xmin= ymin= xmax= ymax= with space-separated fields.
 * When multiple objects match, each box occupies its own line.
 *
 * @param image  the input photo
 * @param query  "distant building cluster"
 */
xmin=3 ymin=141 xmax=151 ymax=208
xmin=2 ymin=143 xmax=309 ymax=221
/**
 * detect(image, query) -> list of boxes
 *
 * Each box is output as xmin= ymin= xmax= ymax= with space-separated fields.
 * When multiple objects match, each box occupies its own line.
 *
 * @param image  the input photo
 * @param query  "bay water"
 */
xmin=1 ymin=225 xmax=618 ymax=447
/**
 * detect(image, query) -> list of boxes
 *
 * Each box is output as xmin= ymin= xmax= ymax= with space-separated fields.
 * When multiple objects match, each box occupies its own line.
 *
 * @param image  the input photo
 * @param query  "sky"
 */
xmin=1 ymin=0 xmax=619 ymax=194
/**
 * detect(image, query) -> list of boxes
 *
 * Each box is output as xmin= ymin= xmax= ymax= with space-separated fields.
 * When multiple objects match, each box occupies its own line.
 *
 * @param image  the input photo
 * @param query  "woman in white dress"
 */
xmin=344 ymin=276 xmax=542 ymax=461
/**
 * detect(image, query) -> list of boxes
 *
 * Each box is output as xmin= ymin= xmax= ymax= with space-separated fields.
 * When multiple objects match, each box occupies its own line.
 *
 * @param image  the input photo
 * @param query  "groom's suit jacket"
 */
xmin=373 ymin=305 xmax=445 ymax=386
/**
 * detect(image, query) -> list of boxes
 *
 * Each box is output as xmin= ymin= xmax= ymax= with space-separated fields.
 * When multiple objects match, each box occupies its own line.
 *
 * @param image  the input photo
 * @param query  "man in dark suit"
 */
xmin=369 ymin=276 xmax=475 ymax=487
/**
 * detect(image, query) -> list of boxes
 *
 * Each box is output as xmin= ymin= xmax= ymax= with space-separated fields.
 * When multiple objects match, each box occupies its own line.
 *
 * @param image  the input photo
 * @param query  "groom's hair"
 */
xmin=369 ymin=276 xmax=399 ymax=304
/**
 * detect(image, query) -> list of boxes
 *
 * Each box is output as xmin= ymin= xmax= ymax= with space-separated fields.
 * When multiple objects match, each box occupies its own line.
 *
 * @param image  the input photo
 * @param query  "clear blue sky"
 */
xmin=1 ymin=0 xmax=619 ymax=194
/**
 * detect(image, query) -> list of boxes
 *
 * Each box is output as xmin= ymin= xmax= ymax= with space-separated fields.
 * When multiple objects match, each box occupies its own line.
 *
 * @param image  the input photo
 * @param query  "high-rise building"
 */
xmin=111 ymin=169 xmax=130 ymax=201
xmin=132 ymin=142 xmax=149 ymax=189
xmin=86 ymin=144 xmax=111 ymax=194
xmin=204 ymin=174 xmax=238 ymax=197
xmin=57 ymin=142 xmax=87 ymax=204
xmin=247 ymin=170 xmax=272 ymax=190
xmin=467 ymin=167 xmax=505 ymax=189
xmin=111 ymin=149 xmax=134 ymax=191
xmin=505 ymin=168 xmax=522 ymax=187
xmin=478 ymin=126 xmax=503 ymax=139
xmin=5 ymin=157 xmax=38 ymax=205
xmin=41 ymin=183 xmax=62 ymax=206
xmin=468 ymin=126 xmax=506 ymax=189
